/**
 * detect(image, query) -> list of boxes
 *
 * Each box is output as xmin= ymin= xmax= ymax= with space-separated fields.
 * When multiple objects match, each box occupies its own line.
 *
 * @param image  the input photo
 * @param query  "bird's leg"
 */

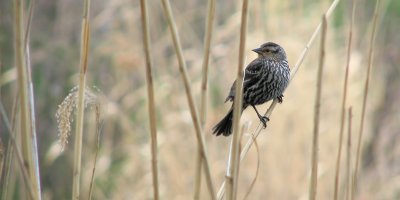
xmin=251 ymin=105 xmax=269 ymax=128
xmin=277 ymin=95 xmax=284 ymax=104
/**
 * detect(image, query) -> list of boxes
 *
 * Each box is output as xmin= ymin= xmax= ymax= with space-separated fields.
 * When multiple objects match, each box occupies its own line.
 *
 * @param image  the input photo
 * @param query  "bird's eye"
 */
xmin=265 ymin=49 xmax=270 ymax=53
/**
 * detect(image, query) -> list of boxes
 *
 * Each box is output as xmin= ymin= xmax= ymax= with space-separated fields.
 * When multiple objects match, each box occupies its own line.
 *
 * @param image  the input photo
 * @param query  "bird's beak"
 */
xmin=252 ymin=47 xmax=263 ymax=54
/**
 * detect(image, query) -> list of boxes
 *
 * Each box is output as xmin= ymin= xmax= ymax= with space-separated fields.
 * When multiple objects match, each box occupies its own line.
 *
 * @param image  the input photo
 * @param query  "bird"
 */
xmin=212 ymin=42 xmax=290 ymax=136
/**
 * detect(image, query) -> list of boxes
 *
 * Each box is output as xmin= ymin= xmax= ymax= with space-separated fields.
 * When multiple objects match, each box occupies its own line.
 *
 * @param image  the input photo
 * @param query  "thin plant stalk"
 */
xmin=0 ymin=101 xmax=35 ymax=200
xmin=0 ymin=139 xmax=3 ymax=181
xmin=1 ymin=95 xmax=18 ymax=200
xmin=13 ymin=0 xmax=41 ymax=198
xmin=353 ymin=0 xmax=380 ymax=197
xmin=289 ymin=0 xmax=339 ymax=79
xmin=224 ymin=131 xmax=236 ymax=200
xmin=72 ymin=0 xmax=91 ymax=199
xmin=309 ymin=14 xmax=327 ymax=200
xmin=194 ymin=0 xmax=216 ymax=198
xmin=160 ymin=0 xmax=216 ymax=198
xmin=88 ymin=105 xmax=101 ymax=200
xmin=225 ymin=0 xmax=249 ymax=199
xmin=140 ymin=0 xmax=159 ymax=199
xmin=333 ymin=0 xmax=356 ymax=199
xmin=216 ymin=0 xmax=340 ymax=195
xmin=243 ymin=133 xmax=260 ymax=200
xmin=345 ymin=107 xmax=352 ymax=200
xmin=224 ymin=124 xmax=248 ymax=200
xmin=24 ymin=0 xmax=41 ymax=197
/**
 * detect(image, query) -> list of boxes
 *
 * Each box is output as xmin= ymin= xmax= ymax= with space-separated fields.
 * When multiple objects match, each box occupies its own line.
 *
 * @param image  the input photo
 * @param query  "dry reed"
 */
xmin=0 ymin=95 xmax=18 ymax=200
xmin=140 ymin=0 xmax=159 ymax=199
xmin=160 ymin=0 xmax=216 ymax=198
xmin=194 ymin=0 xmax=216 ymax=198
xmin=309 ymin=14 xmax=327 ymax=200
xmin=242 ymin=130 xmax=260 ymax=200
xmin=353 ymin=0 xmax=381 ymax=197
xmin=345 ymin=107 xmax=352 ymax=200
xmin=88 ymin=105 xmax=101 ymax=200
xmin=333 ymin=0 xmax=356 ymax=199
xmin=0 ymin=101 xmax=35 ymax=199
xmin=0 ymin=139 xmax=3 ymax=180
xmin=225 ymin=0 xmax=249 ymax=199
xmin=72 ymin=0 xmax=91 ymax=198
xmin=13 ymin=0 xmax=41 ymax=198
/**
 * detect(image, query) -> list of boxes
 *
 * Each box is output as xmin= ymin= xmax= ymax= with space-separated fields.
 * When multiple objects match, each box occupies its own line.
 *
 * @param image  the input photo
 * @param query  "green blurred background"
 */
xmin=1 ymin=0 xmax=400 ymax=199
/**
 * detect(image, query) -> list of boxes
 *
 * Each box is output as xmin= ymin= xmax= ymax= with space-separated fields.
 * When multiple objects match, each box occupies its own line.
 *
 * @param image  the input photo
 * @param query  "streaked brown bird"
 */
xmin=213 ymin=42 xmax=290 ymax=136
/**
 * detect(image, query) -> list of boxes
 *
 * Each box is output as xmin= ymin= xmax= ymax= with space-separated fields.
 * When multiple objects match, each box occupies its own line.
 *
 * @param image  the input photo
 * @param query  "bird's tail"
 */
xmin=212 ymin=108 xmax=234 ymax=136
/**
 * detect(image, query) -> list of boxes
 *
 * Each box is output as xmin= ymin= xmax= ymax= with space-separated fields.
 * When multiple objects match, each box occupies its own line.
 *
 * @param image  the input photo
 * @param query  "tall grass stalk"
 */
xmin=0 ymin=95 xmax=18 ymax=200
xmin=0 ymin=102 xmax=35 ymax=199
xmin=216 ymin=0 xmax=340 ymax=195
xmin=160 ymin=0 xmax=216 ymax=198
xmin=309 ymin=14 xmax=327 ymax=200
xmin=353 ymin=0 xmax=380 ymax=197
xmin=333 ymin=0 xmax=356 ymax=199
xmin=88 ymin=105 xmax=101 ymax=200
xmin=345 ymin=107 xmax=352 ymax=200
xmin=243 ymin=132 xmax=260 ymax=200
xmin=0 ymin=139 xmax=3 ymax=182
xmin=24 ymin=1 xmax=41 ymax=198
xmin=72 ymin=0 xmax=91 ymax=199
xmin=194 ymin=0 xmax=216 ymax=198
xmin=225 ymin=0 xmax=249 ymax=199
xmin=13 ymin=0 xmax=41 ymax=198
xmin=140 ymin=0 xmax=159 ymax=199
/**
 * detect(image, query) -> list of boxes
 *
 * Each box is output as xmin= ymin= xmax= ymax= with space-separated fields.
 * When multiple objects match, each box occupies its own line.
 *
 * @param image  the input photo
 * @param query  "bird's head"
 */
xmin=252 ymin=42 xmax=287 ymax=61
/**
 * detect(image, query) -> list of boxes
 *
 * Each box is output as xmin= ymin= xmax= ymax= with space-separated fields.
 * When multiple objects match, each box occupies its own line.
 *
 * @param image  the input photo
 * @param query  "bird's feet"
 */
xmin=259 ymin=116 xmax=270 ymax=128
xmin=277 ymin=95 xmax=284 ymax=104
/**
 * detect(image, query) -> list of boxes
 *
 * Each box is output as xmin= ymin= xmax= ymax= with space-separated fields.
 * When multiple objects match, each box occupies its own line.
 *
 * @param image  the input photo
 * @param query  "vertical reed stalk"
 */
xmin=345 ymin=107 xmax=352 ymax=200
xmin=0 ymin=102 xmax=35 ymax=199
xmin=353 ymin=0 xmax=380 ymax=197
xmin=13 ymin=0 xmax=41 ymax=198
xmin=194 ymin=0 xmax=216 ymax=198
xmin=0 ymin=141 xmax=3 ymax=190
xmin=333 ymin=0 xmax=356 ymax=199
xmin=160 ymin=0 xmax=216 ymax=198
xmin=88 ymin=105 xmax=101 ymax=200
xmin=216 ymin=0 xmax=340 ymax=195
xmin=225 ymin=0 xmax=249 ymax=199
xmin=309 ymin=14 xmax=327 ymax=200
xmin=0 ymin=139 xmax=3 ymax=181
xmin=140 ymin=0 xmax=159 ymax=199
xmin=24 ymin=1 xmax=41 ymax=198
xmin=1 ymin=95 xmax=18 ymax=200
xmin=243 ymin=132 xmax=260 ymax=200
xmin=72 ymin=0 xmax=91 ymax=199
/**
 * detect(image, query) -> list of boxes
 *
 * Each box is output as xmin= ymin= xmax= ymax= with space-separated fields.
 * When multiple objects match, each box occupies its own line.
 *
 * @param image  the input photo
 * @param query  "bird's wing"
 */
xmin=225 ymin=59 xmax=263 ymax=102
xmin=244 ymin=59 xmax=263 ymax=79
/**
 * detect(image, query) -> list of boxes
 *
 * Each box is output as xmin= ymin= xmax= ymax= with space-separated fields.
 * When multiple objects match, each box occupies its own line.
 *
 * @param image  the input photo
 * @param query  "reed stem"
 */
xmin=140 ymin=0 xmax=159 ymax=199
xmin=72 ymin=0 xmax=91 ymax=199
xmin=333 ymin=0 xmax=356 ymax=199
xmin=160 ymin=0 xmax=216 ymax=198
xmin=353 ymin=0 xmax=380 ymax=197
xmin=309 ymin=14 xmax=327 ymax=200
xmin=225 ymin=0 xmax=249 ymax=199
xmin=194 ymin=0 xmax=216 ymax=198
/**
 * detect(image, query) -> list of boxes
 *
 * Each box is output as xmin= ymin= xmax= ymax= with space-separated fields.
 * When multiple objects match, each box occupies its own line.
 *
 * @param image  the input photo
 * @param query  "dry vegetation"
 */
xmin=1 ymin=0 xmax=400 ymax=199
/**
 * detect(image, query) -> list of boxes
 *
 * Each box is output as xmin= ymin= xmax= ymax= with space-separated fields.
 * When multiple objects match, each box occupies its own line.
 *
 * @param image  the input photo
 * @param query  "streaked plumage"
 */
xmin=213 ymin=42 xmax=290 ymax=136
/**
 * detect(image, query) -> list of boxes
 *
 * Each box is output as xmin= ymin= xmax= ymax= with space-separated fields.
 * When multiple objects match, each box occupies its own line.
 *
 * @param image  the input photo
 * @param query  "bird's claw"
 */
xmin=277 ymin=95 xmax=284 ymax=104
xmin=260 ymin=116 xmax=269 ymax=128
